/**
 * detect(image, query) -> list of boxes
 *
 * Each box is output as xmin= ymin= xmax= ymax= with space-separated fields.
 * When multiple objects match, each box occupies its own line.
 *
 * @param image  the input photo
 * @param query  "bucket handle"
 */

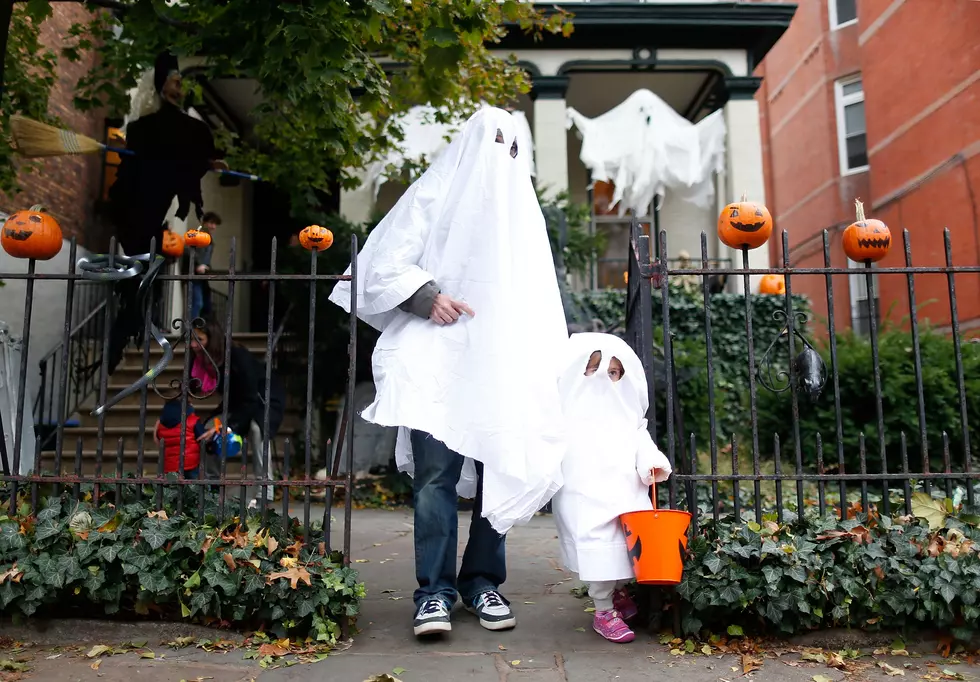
xmin=650 ymin=480 xmax=657 ymax=511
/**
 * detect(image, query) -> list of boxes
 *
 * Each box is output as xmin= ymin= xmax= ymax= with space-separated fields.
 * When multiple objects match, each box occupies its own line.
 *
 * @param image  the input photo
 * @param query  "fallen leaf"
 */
xmin=139 ymin=651 xmax=156 ymax=660
xmin=498 ymin=645 xmax=506 ymax=651
xmin=223 ymin=554 xmax=237 ymax=572
xmin=812 ymin=676 xmax=833 ymax=682
xmin=362 ymin=676 xmax=401 ymax=682
xmin=392 ymin=668 xmax=406 ymax=675
xmin=524 ymin=601 xmax=535 ymax=604
xmin=574 ymin=627 xmax=585 ymax=633
xmin=86 ymin=645 xmax=112 ymax=658
xmin=267 ymin=566 xmax=312 ymax=590
xmin=355 ymin=559 xmax=370 ymax=564
xmin=147 ymin=510 xmax=169 ymax=520
xmin=267 ymin=536 xmax=279 ymax=554
xmin=511 ymin=660 xmax=521 ymax=666
xmin=877 ymin=661 xmax=905 ymax=676
xmin=742 ymin=654 xmax=762 ymax=674
xmin=0 ymin=564 xmax=24 ymax=585
xmin=91 ymin=659 xmax=102 ymax=670
xmin=258 ymin=643 xmax=289 ymax=657
xmin=801 ymin=650 xmax=827 ymax=664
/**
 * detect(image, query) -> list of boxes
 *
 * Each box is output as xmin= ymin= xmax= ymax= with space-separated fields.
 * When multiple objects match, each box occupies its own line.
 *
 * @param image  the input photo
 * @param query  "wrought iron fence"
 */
xmin=623 ymin=217 xmax=980 ymax=535
xmin=0 ymin=235 xmax=358 ymax=562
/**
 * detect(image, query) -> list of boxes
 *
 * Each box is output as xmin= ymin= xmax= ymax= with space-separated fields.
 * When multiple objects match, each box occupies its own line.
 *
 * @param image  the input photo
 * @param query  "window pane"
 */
xmin=597 ymin=259 xmax=629 ymax=290
xmin=841 ymin=79 xmax=863 ymax=97
xmin=846 ymin=133 xmax=868 ymax=169
xmin=835 ymin=0 xmax=857 ymax=25
xmin=844 ymin=101 xmax=866 ymax=134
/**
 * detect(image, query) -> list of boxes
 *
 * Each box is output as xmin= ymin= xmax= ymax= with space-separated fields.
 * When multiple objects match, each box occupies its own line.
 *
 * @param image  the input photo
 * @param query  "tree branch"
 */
xmin=47 ymin=0 xmax=195 ymax=28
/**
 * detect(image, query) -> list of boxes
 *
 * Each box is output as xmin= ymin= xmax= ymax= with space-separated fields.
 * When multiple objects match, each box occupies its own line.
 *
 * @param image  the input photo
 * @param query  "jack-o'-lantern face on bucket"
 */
xmin=718 ymin=198 xmax=773 ymax=251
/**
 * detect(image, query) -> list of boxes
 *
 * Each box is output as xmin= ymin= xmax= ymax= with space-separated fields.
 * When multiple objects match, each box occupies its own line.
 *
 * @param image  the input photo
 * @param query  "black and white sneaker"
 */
xmin=467 ymin=590 xmax=516 ymax=631
xmin=413 ymin=598 xmax=452 ymax=636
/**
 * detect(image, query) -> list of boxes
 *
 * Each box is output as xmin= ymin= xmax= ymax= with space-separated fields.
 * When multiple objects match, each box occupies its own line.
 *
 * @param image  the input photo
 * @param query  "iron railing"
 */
xmin=1 ymin=235 xmax=358 ymax=562
xmin=622 ymin=217 xmax=979 ymax=536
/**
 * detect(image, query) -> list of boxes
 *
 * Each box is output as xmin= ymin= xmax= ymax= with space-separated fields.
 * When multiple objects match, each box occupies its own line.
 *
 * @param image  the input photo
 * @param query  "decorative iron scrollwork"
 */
xmin=150 ymin=316 xmax=221 ymax=402
xmin=756 ymin=309 xmax=827 ymax=401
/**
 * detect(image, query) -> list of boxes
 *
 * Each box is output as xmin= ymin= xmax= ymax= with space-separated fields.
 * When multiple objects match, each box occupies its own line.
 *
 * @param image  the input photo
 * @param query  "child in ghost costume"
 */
xmin=552 ymin=333 xmax=672 ymax=644
xmin=328 ymin=107 xmax=568 ymax=637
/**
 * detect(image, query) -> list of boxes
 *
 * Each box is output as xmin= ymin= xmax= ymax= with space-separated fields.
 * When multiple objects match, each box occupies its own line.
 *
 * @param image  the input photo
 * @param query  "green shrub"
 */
xmin=678 ymin=496 xmax=980 ymax=641
xmin=756 ymin=327 xmax=980 ymax=474
xmin=0 ymin=485 xmax=364 ymax=642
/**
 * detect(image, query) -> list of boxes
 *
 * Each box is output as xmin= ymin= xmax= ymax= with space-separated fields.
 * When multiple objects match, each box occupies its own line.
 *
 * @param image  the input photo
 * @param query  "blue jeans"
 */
xmin=411 ymin=430 xmax=506 ymax=609
xmin=190 ymin=282 xmax=205 ymax=321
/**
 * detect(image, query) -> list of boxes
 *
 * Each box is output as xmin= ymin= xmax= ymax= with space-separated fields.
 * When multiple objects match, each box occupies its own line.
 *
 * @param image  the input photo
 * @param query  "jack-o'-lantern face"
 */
xmin=299 ymin=224 xmax=334 ymax=251
xmin=622 ymin=522 xmax=643 ymax=565
xmin=184 ymin=229 xmax=211 ymax=248
xmin=1 ymin=205 xmax=63 ymax=260
xmin=161 ymin=230 xmax=184 ymax=258
xmin=718 ymin=198 xmax=773 ymax=251
xmin=843 ymin=201 xmax=891 ymax=263
xmin=758 ymin=273 xmax=786 ymax=295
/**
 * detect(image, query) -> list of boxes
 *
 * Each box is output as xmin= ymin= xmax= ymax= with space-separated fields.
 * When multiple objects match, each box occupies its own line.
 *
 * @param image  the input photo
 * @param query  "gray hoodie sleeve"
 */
xmin=398 ymin=280 xmax=440 ymax=319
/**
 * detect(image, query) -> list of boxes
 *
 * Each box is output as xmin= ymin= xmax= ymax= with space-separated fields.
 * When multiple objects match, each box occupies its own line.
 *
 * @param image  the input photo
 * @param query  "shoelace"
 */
xmin=480 ymin=592 xmax=505 ymax=609
xmin=419 ymin=600 xmax=445 ymax=616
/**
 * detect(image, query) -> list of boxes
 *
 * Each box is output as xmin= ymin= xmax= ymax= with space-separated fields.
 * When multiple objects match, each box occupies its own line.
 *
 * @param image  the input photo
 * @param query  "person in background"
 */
xmin=153 ymin=399 xmax=205 ymax=478
xmin=190 ymin=319 xmax=285 ymax=508
xmin=188 ymin=211 xmax=221 ymax=321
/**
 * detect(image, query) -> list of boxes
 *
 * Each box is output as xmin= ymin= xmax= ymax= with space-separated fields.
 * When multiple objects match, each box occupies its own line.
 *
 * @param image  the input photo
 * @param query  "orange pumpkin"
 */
xmin=184 ymin=229 xmax=211 ymax=248
xmin=161 ymin=230 xmax=184 ymax=258
xmin=593 ymin=180 xmax=617 ymax=216
xmin=842 ymin=199 xmax=891 ymax=263
xmin=758 ymin=274 xmax=786 ymax=295
xmin=1 ymin=205 xmax=63 ymax=260
xmin=299 ymin=224 xmax=334 ymax=251
xmin=718 ymin=195 xmax=773 ymax=251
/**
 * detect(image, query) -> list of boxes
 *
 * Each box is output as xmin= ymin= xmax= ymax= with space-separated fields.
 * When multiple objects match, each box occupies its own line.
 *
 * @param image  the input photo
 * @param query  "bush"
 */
xmin=678 ymin=496 xmax=980 ymax=642
xmin=0 ymin=485 xmax=364 ymax=642
xmin=756 ymin=326 xmax=980 ymax=474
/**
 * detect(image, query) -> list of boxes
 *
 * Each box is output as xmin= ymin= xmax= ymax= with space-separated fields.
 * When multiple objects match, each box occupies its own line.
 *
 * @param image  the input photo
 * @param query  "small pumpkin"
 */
xmin=1 ymin=204 xmax=63 ymax=260
xmin=299 ymin=224 xmax=334 ymax=251
xmin=842 ymin=199 xmax=891 ymax=263
xmin=718 ymin=194 xmax=773 ymax=251
xmin=184 ymin=229 xmax=211 ymax=248
xmin=758 ymin=273 xmax=786 ymax=295
xmin=161 ymin=229 xmax=184 ymax=258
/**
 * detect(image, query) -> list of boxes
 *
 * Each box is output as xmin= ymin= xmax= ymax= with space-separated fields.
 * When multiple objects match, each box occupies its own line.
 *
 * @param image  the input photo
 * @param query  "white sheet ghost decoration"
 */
xmin=566 ymin=89 xmax=726 ymax=216
xmin=329 ymin=106 xmax=567 ymax=534
xmin=551 ymin=333 xmax=672 ymax=582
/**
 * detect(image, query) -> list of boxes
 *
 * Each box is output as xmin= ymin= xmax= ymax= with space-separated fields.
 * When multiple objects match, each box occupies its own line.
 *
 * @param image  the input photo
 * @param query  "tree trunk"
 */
xmin=0 ymin=0 xmax=15 ymax=102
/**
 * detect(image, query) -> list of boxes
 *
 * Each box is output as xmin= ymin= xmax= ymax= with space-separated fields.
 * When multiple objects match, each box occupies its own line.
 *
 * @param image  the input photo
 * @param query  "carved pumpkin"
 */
xmin=1 ymin=205 xmax=63 ymax=260
xmin=842 ymin=199 xmax=891 ymax=263
xmin=184 ymin=229 xmax=211 ymax=248
xmin=593 ymin=180 xmax=617 ymax=216
xmin=299 ymin=224 xmax=334 ymax=251
xmin=161 ymin=230 xmax=184 ymax=258
xmin=758 ymin=274 xmax=786 ymax=295
xmin=718 ymin=194 xmax=773 ymax=250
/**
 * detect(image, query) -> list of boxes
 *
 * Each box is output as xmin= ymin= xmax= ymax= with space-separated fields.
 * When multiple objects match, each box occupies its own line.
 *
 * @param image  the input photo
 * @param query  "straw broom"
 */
xmin=9 ymin=115 xmax=261 ymax=181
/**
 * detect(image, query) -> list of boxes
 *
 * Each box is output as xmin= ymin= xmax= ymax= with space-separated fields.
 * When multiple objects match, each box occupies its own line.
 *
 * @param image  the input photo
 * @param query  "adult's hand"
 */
xmin=430 ymin=293 xmax=475 ymax=325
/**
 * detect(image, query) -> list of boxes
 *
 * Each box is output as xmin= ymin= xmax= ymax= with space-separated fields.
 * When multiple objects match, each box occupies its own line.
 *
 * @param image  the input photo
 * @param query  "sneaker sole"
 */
xmin=414 ymin=620 xmax=452 ymax=637
xmin=466 ymin=607 xmax=516 ymax=631
xmin=594 ymin=625 xmax=635 ymax=643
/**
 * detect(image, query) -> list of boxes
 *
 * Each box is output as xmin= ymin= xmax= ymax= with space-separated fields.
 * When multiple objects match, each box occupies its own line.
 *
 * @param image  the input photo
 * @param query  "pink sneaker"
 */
xmin=613 ymin=588 xmax=638 ymax=621
xmin=593 ymin=610 xmax=635 ymax=643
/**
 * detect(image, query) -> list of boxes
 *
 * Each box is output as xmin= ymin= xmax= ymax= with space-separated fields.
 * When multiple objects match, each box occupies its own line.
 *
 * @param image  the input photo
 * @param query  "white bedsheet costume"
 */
xmin=552 ymin=333 xmax=672 ymax=582
xmin=329 ymin=107 xmax=568 ymax=534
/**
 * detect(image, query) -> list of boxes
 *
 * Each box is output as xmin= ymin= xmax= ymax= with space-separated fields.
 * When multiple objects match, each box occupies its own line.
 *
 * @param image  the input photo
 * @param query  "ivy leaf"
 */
xmin=140 ymin=519 xmax=174 ymax=550
xmin=786 ymin=565 xmax=808 ymax=584
xmin=34 ymin=520 xmax=62 ymax=542
xmin=703 ymin=553 xmax=725 ymax=575
xmin=762 ymin=566 xmax=782 ymax=586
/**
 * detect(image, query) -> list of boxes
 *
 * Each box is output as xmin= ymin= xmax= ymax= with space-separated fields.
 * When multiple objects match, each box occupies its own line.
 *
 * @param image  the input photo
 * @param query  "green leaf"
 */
xmin=366 ymin=0 xmax=394 ymax=15
xmin=762 ymin=566 xmax=782 ymax=586
xmin=184 ymin=570 xmax=202 ymax=589
xmin=703 ymin=553 xmax=725 ymax=575
xmin=786 ymin=565 xmax=807 ymax=584
xmin=726 ymin=624 xmax=744 ymax=637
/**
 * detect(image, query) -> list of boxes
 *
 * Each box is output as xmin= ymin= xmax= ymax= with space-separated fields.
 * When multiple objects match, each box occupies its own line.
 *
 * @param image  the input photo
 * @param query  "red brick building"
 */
xmin=756 ymin=0 xmax=980 ymax=335
xmin=1 ymin=3 xmax=106 ymax=247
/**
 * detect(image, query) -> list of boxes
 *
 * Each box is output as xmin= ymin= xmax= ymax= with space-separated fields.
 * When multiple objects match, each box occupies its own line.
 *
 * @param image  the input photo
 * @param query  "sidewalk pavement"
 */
xmin=4 ymin=508 xmax=975 ymax=681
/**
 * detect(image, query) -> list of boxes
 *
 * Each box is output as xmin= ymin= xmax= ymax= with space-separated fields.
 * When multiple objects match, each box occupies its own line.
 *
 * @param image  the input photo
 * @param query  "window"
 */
xmin=834 ymin=76 xmax=869 ymax=175
xmin=847 ymin=258 xmax=879 ymax=336
xmin=829 ymin=0 xmax=858 ymax=29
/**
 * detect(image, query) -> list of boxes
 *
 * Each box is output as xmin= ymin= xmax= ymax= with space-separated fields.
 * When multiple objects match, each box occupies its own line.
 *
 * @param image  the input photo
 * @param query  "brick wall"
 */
xmin=2 ymin=4 xmax=106 ymax=248
xmin=756 ymin=0 xmax=980 ymax=333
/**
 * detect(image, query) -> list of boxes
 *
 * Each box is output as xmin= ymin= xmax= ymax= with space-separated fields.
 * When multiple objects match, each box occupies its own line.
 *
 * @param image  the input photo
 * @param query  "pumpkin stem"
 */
xmin=740 ymin=192 xmax=747 ymax=202
xmin=854 ymin=199 xmax=866 ymax=222
xmin=28 ymin=205 xmax=45 ymax=213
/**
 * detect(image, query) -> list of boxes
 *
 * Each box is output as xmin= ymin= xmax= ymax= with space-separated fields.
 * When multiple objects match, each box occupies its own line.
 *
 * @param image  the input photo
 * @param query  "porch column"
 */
xmin=722 ymin=77 xmax=768 ymax=294
xmin=531 ymin=75 xmax=570 ymax=200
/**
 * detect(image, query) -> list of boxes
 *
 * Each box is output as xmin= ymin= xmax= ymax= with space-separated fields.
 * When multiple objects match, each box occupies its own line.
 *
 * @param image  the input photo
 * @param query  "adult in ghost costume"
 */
xmin=100 ymin=51 xmax=226 ymax=376
xmin=552 ymin=333 xmax=671 ymax=643
xmin=329 ymin=107 xmax=568 ymax=637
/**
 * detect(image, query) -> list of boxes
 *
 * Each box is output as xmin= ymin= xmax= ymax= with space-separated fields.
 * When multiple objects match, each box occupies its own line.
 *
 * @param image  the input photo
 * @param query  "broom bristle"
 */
xmin=10 ymin=115 xmax=104 ymax=157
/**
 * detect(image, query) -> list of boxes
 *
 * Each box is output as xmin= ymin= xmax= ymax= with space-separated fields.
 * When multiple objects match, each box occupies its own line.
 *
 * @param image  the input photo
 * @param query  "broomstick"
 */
xmin=9 ymin=115 xmax=261 ymax=182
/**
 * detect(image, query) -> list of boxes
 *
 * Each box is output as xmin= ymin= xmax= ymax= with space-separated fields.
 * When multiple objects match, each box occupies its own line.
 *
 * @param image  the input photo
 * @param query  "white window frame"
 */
xmin=847 ymin=258 xmax=879 ymax=336
xmin=834 ymin=75 xmax=870 ymax=176
xmin=828 ymin=0 xmax=858 ymax=30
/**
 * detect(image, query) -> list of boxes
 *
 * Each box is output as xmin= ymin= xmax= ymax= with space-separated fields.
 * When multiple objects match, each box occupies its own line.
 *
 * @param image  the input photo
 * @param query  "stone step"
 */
xmin=54 ymin=426 xmax=301 ymax=453
xmin=63 ymin=404 xmax=304 ymax=431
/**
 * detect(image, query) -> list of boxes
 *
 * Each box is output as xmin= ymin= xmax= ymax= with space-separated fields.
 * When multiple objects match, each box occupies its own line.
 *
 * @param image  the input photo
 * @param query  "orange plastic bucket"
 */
xmin=619 ymin=484 xmax=692 ymax=586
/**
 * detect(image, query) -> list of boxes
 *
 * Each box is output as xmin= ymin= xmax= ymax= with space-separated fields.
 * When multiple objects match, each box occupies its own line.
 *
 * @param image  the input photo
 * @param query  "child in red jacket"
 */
xmin=153 ymin=399 xmax=206 ymax=478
